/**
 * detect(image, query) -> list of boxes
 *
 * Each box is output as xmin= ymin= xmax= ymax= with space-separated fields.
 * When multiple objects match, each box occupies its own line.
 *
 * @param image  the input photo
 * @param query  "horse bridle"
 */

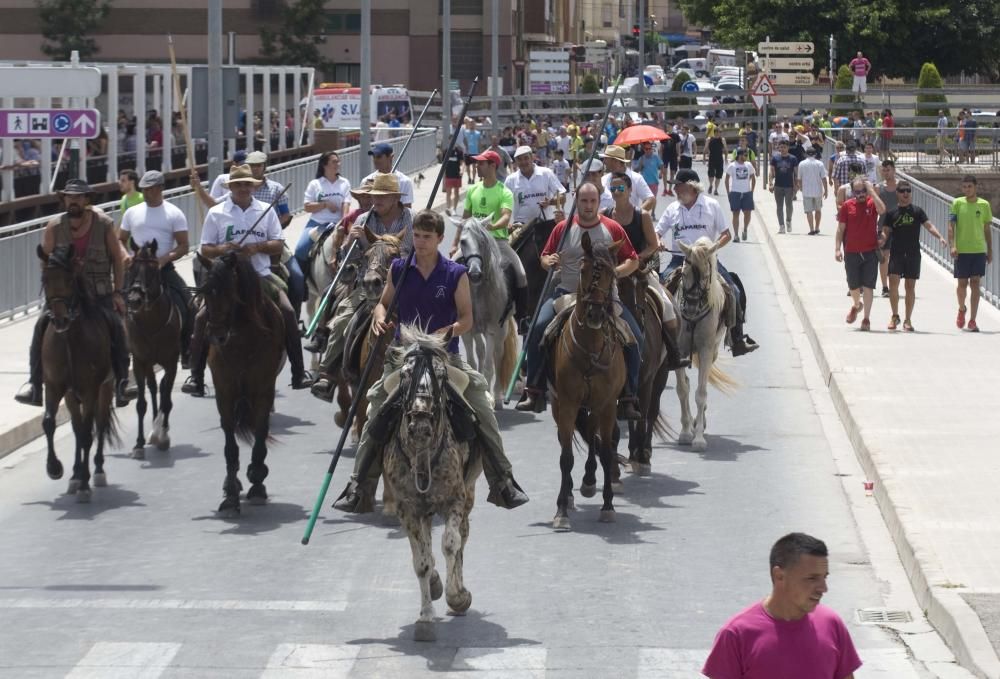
xmin=44 ymin=264 xmax=80 ymax=331
xmin=680 ymin=256 xmax=713 ymax=324
xmin=397 ymin=347 xmax=448 ymax=495
xmin=362 ymin=239 xmax=400 ymax=297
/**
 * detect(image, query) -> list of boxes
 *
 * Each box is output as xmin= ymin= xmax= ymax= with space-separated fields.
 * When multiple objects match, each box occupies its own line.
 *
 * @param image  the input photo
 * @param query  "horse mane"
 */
xmin=460 ymin=217 xmax=504 ymax=284
xmin=46 ymin=244 xmax=100 ymax=314
xmin=202 ymin=252 xmax=270 ymax=329
xmin=686 ymin=237 xmax=725 ymax=311
xmin=390 ymin=323 xmax=450 ymax=363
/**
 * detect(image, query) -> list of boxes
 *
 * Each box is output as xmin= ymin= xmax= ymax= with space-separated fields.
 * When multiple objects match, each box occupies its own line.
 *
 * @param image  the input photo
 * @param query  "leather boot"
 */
xmin=14 ymin=382 xmax=42 ymax=407
xmin=310 ymin=374 xmax=336 ymax=402
xmin=15 ymin=316 xmax=45 ymax=407
xmin=303 ymin=327 xmax=329 ymax=354
xmin=514 ymin=388 xmax=546 ymax=413
xmin=332 ymin=478 xmax=376 ymax=514
xmin=486 ymin=477 xmax=529 ymax=509
xmin=730 ymin=323 xmax=759 ymax=357
xmin=617 ymin=395 xmax=642 ymax=421
xmin=663 ymin=326 xmax=691 ymax=370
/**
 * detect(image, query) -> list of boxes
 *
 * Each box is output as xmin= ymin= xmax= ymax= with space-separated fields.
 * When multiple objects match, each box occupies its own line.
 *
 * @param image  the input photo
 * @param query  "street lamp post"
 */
xmin=638 ymin=0 xmax=645 ymax=116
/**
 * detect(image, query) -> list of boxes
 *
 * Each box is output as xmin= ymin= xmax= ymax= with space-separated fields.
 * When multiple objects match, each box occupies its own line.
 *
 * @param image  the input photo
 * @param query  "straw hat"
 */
xmin=350 ymin=177 xmax=376 ymax=199
xmin=366 ymin=172 xmax=401 ymax=195
xmin=599 ymin=145 xmax=629 ymax=164
xmin=225 ymin=164 xmax=263 ymax=186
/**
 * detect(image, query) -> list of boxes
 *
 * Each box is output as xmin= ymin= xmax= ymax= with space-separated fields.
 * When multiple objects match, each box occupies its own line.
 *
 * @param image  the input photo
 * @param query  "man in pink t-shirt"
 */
xmin=849 ymin=52 xmax=872 ymax=97
xmin=702 ymin=532 xmax=863 ymax=679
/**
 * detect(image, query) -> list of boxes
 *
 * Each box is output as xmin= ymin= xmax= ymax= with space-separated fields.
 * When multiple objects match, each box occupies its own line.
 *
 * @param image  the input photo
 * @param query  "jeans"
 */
xmin=524 ymin=288 xmax=642 ymax=395
xmin=773 ymin=185 xmax=795 ymax=227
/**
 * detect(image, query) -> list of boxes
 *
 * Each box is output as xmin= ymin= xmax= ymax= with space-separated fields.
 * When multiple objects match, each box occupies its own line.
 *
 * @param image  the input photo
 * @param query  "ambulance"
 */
xmin=309 ymin=84 xmax=413 ymax=129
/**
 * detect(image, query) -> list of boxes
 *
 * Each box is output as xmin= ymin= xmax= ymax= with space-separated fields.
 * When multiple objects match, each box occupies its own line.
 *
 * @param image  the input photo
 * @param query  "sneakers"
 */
xmin=968 ymin=319 xmax=980 ymax=332
xmin=956 ymin=307 xmax=967 ymax=329
xmin=846 ymin=303 xmax=862 ymax=324
xmin=14 ymin=382 xmax=42 ymax=407
xmin=742 ymin=228 xmax=748 ymax=241
xmin=181 ymin=374 xmax=205 ymax=397
xmin=786 ymin=223 xmax=792 ymax=233
xmin=888 ymin=314 xmax=900 ymax=331
xmin=733 ymin=233 xmax=740 ymax=243
xmin=881 ymin=286 xmax=890 ymax=298
xmin=778 ymin=225 xmax=786 ymax=235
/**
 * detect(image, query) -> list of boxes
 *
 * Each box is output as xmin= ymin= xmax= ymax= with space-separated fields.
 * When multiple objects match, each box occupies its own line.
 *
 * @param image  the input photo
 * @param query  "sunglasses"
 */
xmin=610 ymin=185 xmax=628 ymax=193
xmin=896 ymin=188 xmax=912 ymax=193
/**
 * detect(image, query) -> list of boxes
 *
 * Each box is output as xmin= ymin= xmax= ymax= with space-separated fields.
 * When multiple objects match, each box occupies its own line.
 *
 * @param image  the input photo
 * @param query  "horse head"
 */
xmin=458 ymin=217 xmax=497 ymax=285
xmin=38 ymin=243 xmax=84 ymax=333
xmin=197 ymin=251 xmax=262 ymax=346
xmin=578 ymin=232 xmax=620 ymax=331
xmin=126 ymin=239 xmax=164 ymax=313
xmin=361 ymin=233 xmax=402 ymax=301
xmin=679 ymin=238 xmax=720 ymax=311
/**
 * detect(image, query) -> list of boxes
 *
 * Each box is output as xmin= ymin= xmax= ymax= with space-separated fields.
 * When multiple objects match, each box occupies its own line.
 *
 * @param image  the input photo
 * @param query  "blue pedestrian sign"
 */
xmin=681 ymin=80 xmax=699 ymax=93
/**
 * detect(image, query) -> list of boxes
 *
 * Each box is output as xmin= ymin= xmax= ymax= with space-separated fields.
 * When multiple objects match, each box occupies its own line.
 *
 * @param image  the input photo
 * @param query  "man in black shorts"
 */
xmin=704 ymin=126 xmax=727 ymax=195
xmin=678 ymin=125 xmax=695 ymax=170
xmin=881 ymin=180 xmax=947 ymax=331
xmin=835 ymin=177 xmax=886 ymax=331
xmin=660 ymin=125 xmax=680 ymax=195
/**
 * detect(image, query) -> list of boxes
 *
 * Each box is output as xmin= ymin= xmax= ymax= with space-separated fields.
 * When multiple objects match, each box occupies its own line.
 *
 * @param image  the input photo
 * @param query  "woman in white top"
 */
xmin=295 ymin=151 xmax=352 ymax=282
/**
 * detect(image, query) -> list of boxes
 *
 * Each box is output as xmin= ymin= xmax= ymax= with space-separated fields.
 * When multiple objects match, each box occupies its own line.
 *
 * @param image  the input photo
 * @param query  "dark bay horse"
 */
xmin=38 ymin=244 xmax=119 ymax=502
xmin=618 ymin=255 xmax=670 ymax=475
xmin=511 ymin=216 xmax=556 ymax=316
xmin=197 ymin=252 xmax=285 ymax=517
xmin=382 ymin=325 xmax=482 ymax=642
xmin=550 ymin=233 xmax=626 ymax=530
xmin=125 ymin=240 xmax=181 ymax=460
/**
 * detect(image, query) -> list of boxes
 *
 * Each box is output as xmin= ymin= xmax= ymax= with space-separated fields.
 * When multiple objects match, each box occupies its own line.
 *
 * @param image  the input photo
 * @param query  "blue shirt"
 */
xmin=391 ymin=254 xmax=467 ymax=353
xmin=463 ymin=129 xmax=482 ymax=155
xmin=633 ymin=153 xmax=663 ymax=187
xmin=770 ymin=153 xmax=799 ymax=188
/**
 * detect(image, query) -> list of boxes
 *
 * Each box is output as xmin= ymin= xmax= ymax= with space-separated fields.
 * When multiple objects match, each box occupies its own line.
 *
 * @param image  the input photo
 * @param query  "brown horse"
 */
xmin=618 ymin=255 xmax=670 ymax=475
xmin=550 ymin=233 xmax=626 ymax=530
xmin=37 ymin=244 xmax=119 ymax=502
xmin=125 ymin=240 xmax=181 ymax=460
xmin=197 ymin=252 xmax=285 ymax=517
xmin=511 ymin=216 xmax=556 ymax=318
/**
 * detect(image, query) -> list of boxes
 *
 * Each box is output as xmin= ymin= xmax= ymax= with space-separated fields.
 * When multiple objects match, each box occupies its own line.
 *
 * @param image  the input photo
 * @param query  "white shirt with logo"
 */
xmin=504 ymin=166 xmax=566 ymax=224
xmin=120 ymin=201 xmax=188 ymax=251
xmin=362 ymin=169 xmax=414 ymax=207
xmin=304 ymin=175 xmax=352 ymax=225
xmin=602 ymin=168 xmax=653 ymax=210
xmin=200 ymin=196 xmax=283 ymax=277
xmin=655 ymin=192 xmax=730 ymax=254
xmin=724 ymin=161 xmax=756 ymax=194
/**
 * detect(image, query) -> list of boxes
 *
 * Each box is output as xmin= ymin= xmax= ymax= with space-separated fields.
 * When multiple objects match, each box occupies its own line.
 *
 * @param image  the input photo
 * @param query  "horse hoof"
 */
xmin=413 ymin=620 xmax=436 ymax=643
xmin=382 ymin=501 xmax=397 ymax=518
xmin=430 ymin=571 xmax=443 ymax=601
xmin=131 ymin=447 xmax=145 ymax=460
xmin=76 ymin=488 xmax=92 ymax=504
xmin=148 ymin=431 xmax=160 ymax=447
xmin=217 ymin=497 xmax=241 ymax=517
xmin=599 ymin=509 xmax=616 ymax=523
xmin=155 ymin=436 xmax=170 ymax=451
xmin=93 ymin=472 xmax=107 ymax=488
xmin=579 ymin=483 xmax=597 ymax=498
xmin=246 ymin=484 xmax=268 ymax=506
xmin=567 ymin=494 xmax=576 ymax=511
xmin=611 ymin=481 xmax=625 ymax=493
xmin=678 ymin=432 xmax=694 ymax=445
xmin=334 ymin=411 xmax=346 ymax=428
xmin=693 ymin=440 xmax=707 ymax=452
xmin=67 ymin=479 xmax=81 ymax=494
xmin=447 ymin=589 xmax=472 ymax=614
xmin=47 ymin=459 xmax=63 ymax=480
xmin=552 ymin=515 xmax=571 ymax=531
xmin=637 ymin=463 xmax=652 ymax=476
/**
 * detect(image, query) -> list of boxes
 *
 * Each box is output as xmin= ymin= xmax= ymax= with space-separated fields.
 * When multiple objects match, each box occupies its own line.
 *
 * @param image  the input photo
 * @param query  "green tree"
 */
xmin=830 ymin=65 xmax=856 ymax=117
xmin=915 ymin=62 xmax=949 ymax=121
xmin=36 ymin=0 xmax=112 ymax=61
xmin=669 ymin=71 xmax=694 ymax=118
xmin=579 ymin=73 xmax=602 ymax=109
xmin=259 ymin=0 xmax=335 ymax=77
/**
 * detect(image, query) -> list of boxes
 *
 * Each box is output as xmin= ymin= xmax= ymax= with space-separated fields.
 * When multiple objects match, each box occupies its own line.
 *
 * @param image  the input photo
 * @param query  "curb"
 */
xmin=754 ymin=207 xmax=1000 ymax=679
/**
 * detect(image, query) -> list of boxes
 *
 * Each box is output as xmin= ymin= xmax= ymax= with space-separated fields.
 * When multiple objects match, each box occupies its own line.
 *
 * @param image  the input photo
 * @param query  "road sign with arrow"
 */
xmin=0 ymin=108 xmax=101 ymax=139
xmin=751 ymin=74 xmax=778 ymax=97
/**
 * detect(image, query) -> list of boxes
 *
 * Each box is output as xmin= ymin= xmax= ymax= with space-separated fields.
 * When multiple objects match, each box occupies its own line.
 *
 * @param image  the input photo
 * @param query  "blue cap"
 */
xmin=233 ymin=150 xmax=247 ymax=163
xmin=368 ymin=143 xmax=393 ymax=157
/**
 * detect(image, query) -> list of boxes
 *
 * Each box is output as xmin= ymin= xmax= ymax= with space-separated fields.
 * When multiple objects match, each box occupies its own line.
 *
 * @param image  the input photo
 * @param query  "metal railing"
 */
xmin=0 ymin=129 xmax=438 ymax=321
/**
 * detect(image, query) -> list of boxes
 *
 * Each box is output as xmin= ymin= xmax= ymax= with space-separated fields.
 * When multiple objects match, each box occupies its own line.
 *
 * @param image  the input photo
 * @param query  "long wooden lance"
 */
xmin=302 ymin=76 xmax=480 ymax=546
xmin=304 ymin=88 xmax=439 ymax=339
xmin=503 ymin=75 xmax=624 ymax=403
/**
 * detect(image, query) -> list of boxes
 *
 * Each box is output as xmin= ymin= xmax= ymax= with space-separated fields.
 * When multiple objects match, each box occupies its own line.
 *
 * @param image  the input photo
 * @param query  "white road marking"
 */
xmin=0 ymin=597 xmax=346 ymax=612
xmin=260 ymin=644 xmax=361 ymax=678
xmin=65 ymin=642 xmax=180 ymax=679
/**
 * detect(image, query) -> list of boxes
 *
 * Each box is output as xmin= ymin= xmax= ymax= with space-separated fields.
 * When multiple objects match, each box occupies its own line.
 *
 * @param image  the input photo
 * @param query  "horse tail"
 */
xmin=653 ymin=411 xmax=674 ymax=442
xmin=233 ymin=397 xmax=256 ymax=444
xmin=690 ymin=354 xmax=740 ymax=394
xmin=499 ymin=317 xmax=517 ymax=388
xmin=98 ymin=407 xmax=122 ymax=450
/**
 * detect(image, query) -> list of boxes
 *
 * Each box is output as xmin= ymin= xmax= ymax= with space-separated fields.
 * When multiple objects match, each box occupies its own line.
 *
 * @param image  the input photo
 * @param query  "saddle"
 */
xmin=307 ymin=223 xmax=335 ymax=262
xmin=541 ymin=293 xmax=637 ymax=354
xmin=341 ymin=299 xmax=376 ymax=382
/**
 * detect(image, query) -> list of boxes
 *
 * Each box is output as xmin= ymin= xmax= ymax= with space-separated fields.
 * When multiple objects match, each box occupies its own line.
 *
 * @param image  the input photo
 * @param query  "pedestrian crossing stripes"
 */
xmin=0 ymin=597 xmax=346 ymax=612
xmin=50 ymin=642 xmax=921 ymax=677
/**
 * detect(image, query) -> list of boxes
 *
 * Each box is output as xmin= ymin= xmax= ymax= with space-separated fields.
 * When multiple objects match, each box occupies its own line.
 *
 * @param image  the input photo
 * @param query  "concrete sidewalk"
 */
xmin=0 ymin=161 xmax=449 ymax=461
xmin=751 ymin=183 xmax=1000 ymax=678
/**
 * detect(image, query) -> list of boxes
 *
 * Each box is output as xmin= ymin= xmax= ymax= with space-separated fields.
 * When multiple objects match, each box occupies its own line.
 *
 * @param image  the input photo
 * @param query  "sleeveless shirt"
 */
xmin=391 ymin=254 xmax=467 ymax=353
xmin=52 ymin=208 xmax=114 ymax=296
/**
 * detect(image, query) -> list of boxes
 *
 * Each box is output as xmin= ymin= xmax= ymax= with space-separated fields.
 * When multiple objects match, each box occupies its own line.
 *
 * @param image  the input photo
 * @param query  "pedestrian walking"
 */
xmin=769 ymin=141 xmax=799 ymax=234
xmin=949 ymin=175 xmax=994 ymax=332
xmin=632 ymin=142 xmax=664 ymax=202
xmin=875 ymin=160 xmax=899 ymax=297
xmin=702 ymin=532 xmax=863 ymax=679
xmin=849 ymin=51 xmax=871 ymax=102
xmin=678 ymin=125 xmax=696 ymax=170
xmin=551 ymin=149 xmax=570 ymax=190
xmin=936 ymin=110 xmax=950 ymax=163
xmin=879 ymin=109 xmax=895 ymax=161
xmin=443 ymin=144 xmax=464 ymax=215
xmin=724 ymin=149 xmax=756 ymax=242
xmin=461 ymin=118 xmax=483 ymax=184
xmin=660 ymin=125 xmax=680 ymax=195
xmin=835 ymin=177 xmax=887 ymax=331
xmin=881 ymin=180 xmax=947 ymax=331
xmin=797 ymin=147 xmax=828 ymax=235
xmin=703 ymin=127 xmax=727 ymax=195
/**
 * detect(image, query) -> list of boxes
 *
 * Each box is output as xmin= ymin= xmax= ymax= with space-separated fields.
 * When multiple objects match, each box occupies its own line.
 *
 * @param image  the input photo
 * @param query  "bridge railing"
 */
xmin=0 ymin=129 xmax=438 ymax=321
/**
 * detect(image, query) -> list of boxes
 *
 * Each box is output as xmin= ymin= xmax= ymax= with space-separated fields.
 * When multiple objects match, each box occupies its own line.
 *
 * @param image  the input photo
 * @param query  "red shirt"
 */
xmin=838 ymin=197 xmax=879 ymax=253
xmin=542 ymin=215 xmax=638 ymax=261
xmin=881 ymin=115 xmax=894 ymax=139
xmin=338 ymin=206 xmax=368 ymax=234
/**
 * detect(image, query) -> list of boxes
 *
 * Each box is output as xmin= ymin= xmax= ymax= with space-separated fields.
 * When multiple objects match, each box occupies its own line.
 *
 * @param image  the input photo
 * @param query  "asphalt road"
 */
xmin=0 ymin=186 xmax=938 ymax=678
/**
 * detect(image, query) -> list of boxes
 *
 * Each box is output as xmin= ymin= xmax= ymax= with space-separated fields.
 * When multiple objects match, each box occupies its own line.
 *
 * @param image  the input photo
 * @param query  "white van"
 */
xmin=310 ymin=84 xmax=413 ymax=129
xmin=707 ymin=49 xmax=736 ymax=72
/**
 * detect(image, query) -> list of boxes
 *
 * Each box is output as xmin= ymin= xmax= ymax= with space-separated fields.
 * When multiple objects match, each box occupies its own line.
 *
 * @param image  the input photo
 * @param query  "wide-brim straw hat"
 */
xmin=366 ymin=172 xmax=401 ymax=195
xmin=225 ymin=164 xmax=263 ymax=186
xmin=599 ymin=145 xmax=629 ymax=163
xmin=350 ymin=178 xmax=376 ymax=198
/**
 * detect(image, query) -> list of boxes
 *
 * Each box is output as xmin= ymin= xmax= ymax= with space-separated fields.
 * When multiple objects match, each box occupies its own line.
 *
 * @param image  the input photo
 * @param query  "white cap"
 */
xmin=513 ymin=145 xmax=533 ymax=159
xmin=580 ymin=159 xmax=604 ymax=174
xmin=246 ymin=150 xmax=268 ymax=164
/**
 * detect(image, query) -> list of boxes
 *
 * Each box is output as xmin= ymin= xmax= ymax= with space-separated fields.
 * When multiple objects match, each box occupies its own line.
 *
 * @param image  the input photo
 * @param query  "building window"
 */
xmin=450 ymin=31 xmax=483 ymax=80
xmin=440 ymin=0 xmax=483 ymax=14
xmin=602 ymin=3 xmax=613 ymax=27
xmin=326 ymin=12 xmax=361 ymax=33
xmin=333 ymin=63 xmax=361 ymax=86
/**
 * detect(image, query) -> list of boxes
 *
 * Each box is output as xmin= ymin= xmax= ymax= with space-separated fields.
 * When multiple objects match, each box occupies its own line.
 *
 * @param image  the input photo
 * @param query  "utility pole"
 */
xmin=360 ymin=0 xmax=371 ymax=161
xmin=638 ymin=0 xmax=645 ymax=116
xmin=207 ymin=0 xmax=223 ymax=181
xmin=491 ymin=0 xmax=499 ymax=135
xmin=828 ymin=34 xmax=836 ymax=88
xmin=442 ymin=0 xmax=451 ymax=153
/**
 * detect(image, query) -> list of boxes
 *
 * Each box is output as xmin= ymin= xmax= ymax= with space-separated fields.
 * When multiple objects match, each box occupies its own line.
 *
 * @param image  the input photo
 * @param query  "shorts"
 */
xmin=679 ymin=155 xmax=693 ymax=169
xmin=728 ymin=191 xmax=754 ymax=212
xmin=664 ymin=154 xmax=678 ymax=172
xmin=888 ymin=249 xmax=921 ymax=279
xmin=464 ymin=156 xmax=478 ymax=166
xmin=444 ymin=177 xmax=462 ymax=190
xmin=852 ymin=75 xmax=867 ymax=93
xmin=954 ymin=252 xmax=987 ymax=279
xmin=708 ymin=159 xmax=724 ymax=178
xmin=844 ymin=250 xmax=879 ymax=290
xmin=802 ymin=195 xmax=823 ymax=212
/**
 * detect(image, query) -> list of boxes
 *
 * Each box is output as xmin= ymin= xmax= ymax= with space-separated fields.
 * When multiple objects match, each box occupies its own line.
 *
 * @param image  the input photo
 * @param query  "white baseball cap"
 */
xmin=513 ymin=145 xmax=534 ymax=158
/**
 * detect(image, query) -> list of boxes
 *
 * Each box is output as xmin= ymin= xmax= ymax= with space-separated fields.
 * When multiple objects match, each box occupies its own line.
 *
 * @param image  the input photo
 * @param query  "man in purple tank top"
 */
xmin=334 ymin=210 xmax=528 ymax=513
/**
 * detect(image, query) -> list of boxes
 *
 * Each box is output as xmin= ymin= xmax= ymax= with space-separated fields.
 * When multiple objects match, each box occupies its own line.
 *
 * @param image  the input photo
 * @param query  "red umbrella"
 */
xmin=612 ymin=124 xmax=670 ymax=146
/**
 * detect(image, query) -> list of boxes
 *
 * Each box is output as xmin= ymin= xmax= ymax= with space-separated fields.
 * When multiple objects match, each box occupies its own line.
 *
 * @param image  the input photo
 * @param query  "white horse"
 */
xmin=458 ymin=218 xmax=517 ymax=407
xmin=674 ymin=238 xmax=736 ymax=451
xmin=306 ymin=226 xmax=339 ymax=322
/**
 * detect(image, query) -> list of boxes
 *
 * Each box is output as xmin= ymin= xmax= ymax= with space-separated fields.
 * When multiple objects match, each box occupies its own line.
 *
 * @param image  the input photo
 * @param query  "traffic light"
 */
xmin=632 ymin=24 xmax=640 ymax=37
xmin=573 ymin=44 xmax=586 ymax=62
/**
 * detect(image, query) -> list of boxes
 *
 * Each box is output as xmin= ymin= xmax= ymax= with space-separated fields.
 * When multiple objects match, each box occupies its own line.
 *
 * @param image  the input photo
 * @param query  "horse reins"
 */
xmin=394 ymin=348 xmax=448 ymax=495
xmin=562 ymin=259 xmax=619 ymax=403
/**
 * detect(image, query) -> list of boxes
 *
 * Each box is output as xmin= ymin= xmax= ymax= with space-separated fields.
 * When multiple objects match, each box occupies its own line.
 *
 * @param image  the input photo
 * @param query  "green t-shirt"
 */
xmin=569 ymin=136 xmax=585 ymax=161
xmin=119 ymin=191 xmax=144 ymax=216
xmin=465 ymin=180 xmax=514 ymax=240
xmin=951 ymin=196 xmax=992 ymax=254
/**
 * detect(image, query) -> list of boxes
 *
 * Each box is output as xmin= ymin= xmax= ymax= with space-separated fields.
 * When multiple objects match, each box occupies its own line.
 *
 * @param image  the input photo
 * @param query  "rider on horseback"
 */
xmin=310 ymin=173 xmax=413 ymax=399
xmin=505 ymin=145 xmax=566 ymax=238
xmin=449 ymin=150 xmax=532 ymax=334
xmin=183 ymin=165 xmax=315 ymax=396
xmin=334 ymin=210 xmax=529 ymax=513
xmin=15 ymin=179 xmax=136 ymax=408
xmin=656 ymin=169 xmax=759 ymax=357
xmin=515 ymin=182 xmax=645 ymax=420
xmin=119 ymin=171 xmax=194 ymax=368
